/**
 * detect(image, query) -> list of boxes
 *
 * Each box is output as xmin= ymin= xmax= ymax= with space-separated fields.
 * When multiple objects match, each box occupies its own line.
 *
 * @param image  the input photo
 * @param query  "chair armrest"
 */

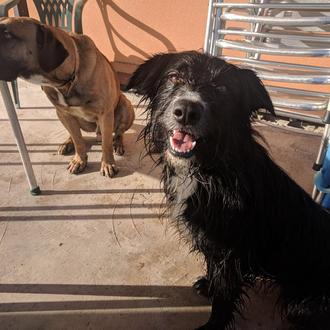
xmin=0 ymin=0 xmax=21 ymax=17
xmin=74 ymin=0 xmax=87 ymax=34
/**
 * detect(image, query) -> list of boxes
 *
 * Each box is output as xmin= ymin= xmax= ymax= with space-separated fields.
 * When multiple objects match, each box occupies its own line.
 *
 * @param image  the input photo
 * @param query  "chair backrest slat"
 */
xmin=33 ymin=0 xmax=84 ymax=33
xmin=204 ymin=0 xmax=330 ymax=124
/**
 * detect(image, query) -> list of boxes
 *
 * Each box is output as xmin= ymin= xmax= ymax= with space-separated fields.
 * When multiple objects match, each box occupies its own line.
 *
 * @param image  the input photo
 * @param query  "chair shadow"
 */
xmin=0 ymin=283 xmax=210 ymax=330
xmin=96 ymin=0 xmax=177 ymax=81
xmin=0 ymin=119 xmax=162 ymax=181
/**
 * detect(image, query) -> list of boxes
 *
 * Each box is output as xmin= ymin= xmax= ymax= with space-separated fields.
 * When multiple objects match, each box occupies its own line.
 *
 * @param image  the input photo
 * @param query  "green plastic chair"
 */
xmin=0 ymin=0 xmax=20 ymax=17
xmin=12 ymin=0 xmax=87 ymax=107
xmin=33 ymin=0 xmax=87 ymax=34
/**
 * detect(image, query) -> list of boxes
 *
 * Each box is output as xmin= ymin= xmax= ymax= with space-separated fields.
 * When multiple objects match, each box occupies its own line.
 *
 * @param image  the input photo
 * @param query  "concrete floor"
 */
xmin=0 ymin=80 xmax=322 ymax=330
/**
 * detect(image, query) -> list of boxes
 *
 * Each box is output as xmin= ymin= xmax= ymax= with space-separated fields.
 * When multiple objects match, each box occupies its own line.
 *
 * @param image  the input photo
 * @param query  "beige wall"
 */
xmin=26 ymin=0 xmax=209 ymax=84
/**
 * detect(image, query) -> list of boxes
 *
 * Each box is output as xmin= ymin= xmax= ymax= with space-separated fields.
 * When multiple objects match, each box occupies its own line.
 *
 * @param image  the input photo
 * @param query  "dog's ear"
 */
xmin=36 ymin=24 xmax=68 ymax=72
xmin=126 ymin=53 xmax=176 ymax=99
xmin=238 ymin=69 xmax=275 ymax=116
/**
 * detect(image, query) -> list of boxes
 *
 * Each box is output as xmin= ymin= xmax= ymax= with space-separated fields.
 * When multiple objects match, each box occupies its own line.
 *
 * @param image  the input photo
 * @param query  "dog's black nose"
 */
xmin=173 ymin=99 xmax=202 ymax=125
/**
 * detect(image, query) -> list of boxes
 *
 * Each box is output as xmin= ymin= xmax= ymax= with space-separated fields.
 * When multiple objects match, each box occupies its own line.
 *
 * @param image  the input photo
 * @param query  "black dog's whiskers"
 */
xmin=127 ymin=51 xmax=330 ymax=330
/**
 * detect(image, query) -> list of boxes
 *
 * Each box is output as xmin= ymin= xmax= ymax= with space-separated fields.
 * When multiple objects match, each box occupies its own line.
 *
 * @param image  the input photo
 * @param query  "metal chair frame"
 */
xmin=204 ymin=0 xmax=330 ymax=201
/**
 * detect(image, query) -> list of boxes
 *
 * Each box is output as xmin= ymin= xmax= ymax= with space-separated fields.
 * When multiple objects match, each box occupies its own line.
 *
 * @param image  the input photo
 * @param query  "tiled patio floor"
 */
xmin=0 ymin=80 xmax=322 ymax=329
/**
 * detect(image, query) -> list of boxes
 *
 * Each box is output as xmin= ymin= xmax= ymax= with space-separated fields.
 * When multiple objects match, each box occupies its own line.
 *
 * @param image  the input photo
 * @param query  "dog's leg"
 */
xmin=196 ymin=291 xmax=243 ymax=330
xmin=194 ymin=256 xmax=214 ymax=298
xmin=113 ymin=94 xmax=134 ymax=156
xmin=99 ymin=110 xmax=118 ymax=177
xmin=58 ymin=119 xmax=97 ymax=156
xmin=196 ymin=257 xmax=249 ymax=330
xmin=113 ymin=133 xmax=125 ymax=156
xmin=113 ymin=122 xmax=126 ymax=156
xmin=56 ymin=110 xmax=87 ymax=174
xmin=58 ymin=136 xmax=75 ymax=155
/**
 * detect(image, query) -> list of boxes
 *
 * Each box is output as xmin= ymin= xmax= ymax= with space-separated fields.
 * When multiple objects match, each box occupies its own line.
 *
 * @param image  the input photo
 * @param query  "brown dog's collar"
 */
xmin=56 ymin=37 xmax=80 ymax=97
xmin=56 ymin=72 xmax=75 ymax=90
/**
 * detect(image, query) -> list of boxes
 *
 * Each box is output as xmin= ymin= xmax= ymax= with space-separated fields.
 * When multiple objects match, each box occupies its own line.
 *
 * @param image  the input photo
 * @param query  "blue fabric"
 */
xmin=314 ymin=146 xmax=330 ymax=208
xmin=322 ymin=193 xmax=330 ymax=209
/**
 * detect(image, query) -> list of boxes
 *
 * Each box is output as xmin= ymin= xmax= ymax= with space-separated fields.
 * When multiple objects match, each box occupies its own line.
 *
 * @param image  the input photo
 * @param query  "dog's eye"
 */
xmin=168 ymin=72 xmax=184 ymax=85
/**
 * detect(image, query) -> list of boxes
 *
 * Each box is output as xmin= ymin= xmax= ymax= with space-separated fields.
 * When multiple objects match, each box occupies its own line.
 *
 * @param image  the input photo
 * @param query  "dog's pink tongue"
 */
xmin=172 ymin=130 xmax=194 ymax=152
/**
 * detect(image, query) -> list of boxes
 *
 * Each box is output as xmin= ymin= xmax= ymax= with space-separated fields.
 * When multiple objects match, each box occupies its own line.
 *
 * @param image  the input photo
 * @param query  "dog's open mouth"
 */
xmin=169 ymin=129 xmax=196 ymax=158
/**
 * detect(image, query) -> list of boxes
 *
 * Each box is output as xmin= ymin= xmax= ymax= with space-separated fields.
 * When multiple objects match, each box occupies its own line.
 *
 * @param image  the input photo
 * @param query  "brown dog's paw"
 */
xmin=100 ymin=161 xmax=118 ymax=178
xmin=114 ymin=141 xmax=125 ymax=156
xmin=58 ymin=137 xmax=75 ymax=155
xmin=114 ymin=135 xmax=125 ymax=156
xmin=67 ymin=155 xmax=87 ymax=174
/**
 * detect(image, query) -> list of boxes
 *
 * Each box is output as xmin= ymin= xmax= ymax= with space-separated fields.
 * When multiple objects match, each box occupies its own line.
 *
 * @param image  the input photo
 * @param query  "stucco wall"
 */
xmin=25 ymin=0 xmax=209 ymax=84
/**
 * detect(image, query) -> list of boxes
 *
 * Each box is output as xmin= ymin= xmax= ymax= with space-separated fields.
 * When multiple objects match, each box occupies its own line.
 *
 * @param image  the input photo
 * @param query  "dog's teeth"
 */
xmin=170 ymin=137 xmax=175 ymax=148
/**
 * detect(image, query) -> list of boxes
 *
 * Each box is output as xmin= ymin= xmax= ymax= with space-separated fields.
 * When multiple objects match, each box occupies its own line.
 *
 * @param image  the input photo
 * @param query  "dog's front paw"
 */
xmin=114 ymin=140 xmax=125 ymax=156
xmin=193 ymin=276 xmax=210 ymax=297
xmin=67 ymin=155 xmax=87 ymax=174
xmin=100 ymin=161 xmax=118 ymax=178
xmin=58 ymin=137 xmax=75 ymax=155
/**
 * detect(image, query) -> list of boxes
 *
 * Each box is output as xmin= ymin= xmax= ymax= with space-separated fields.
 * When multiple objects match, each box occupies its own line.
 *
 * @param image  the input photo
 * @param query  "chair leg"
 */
xmin=312 ymin=103 xmax=330 ymax=201
xmin=10 ymin=80 xmax=21 ymax=109
xmin=0 ymin=81 xmax=40 ymax=195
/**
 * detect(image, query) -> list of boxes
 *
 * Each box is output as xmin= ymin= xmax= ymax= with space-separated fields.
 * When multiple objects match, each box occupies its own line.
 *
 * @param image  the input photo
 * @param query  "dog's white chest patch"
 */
xmin=169 ymin=174 xmax=197 ymax=220
xmin=55 ymin=90 xmax=68 ymax=107
xmin=70 ymin=106 xmax=84 ymax=115
xmin=176 ymin=176 xmax=197 ymax=202
xmin=23 ymin=75 xmax=69 ymax=106
xmin=24 ymin=74 xmax=51 ymax=85
xmin=48 ymin=86 xmax=69 ymax=107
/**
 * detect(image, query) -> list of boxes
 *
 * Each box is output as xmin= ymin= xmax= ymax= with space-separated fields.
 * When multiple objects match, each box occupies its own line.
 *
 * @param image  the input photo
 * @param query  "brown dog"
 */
xmin=0 ymin=17 xmax=134 ymax=177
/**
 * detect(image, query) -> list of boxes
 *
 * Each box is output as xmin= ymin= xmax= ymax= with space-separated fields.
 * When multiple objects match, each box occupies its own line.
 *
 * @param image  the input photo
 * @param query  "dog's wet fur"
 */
xmin=127 ymin=51 xmax=330 ymax=329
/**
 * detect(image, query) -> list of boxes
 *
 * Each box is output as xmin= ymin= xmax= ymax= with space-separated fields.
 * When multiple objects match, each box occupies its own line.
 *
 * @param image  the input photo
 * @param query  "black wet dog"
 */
xmin=127 ymin=51 xmax=330 ymax=330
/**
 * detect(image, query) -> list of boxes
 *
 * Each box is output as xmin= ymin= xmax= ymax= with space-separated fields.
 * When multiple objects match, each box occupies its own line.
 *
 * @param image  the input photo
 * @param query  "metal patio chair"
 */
xmin=204 ymin=0 xmax=330 ymax=201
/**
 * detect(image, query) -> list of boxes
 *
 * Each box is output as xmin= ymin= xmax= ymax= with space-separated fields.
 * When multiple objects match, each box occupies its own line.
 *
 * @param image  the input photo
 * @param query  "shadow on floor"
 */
xmin=0 ymin=284 xmax=210 ymax=330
